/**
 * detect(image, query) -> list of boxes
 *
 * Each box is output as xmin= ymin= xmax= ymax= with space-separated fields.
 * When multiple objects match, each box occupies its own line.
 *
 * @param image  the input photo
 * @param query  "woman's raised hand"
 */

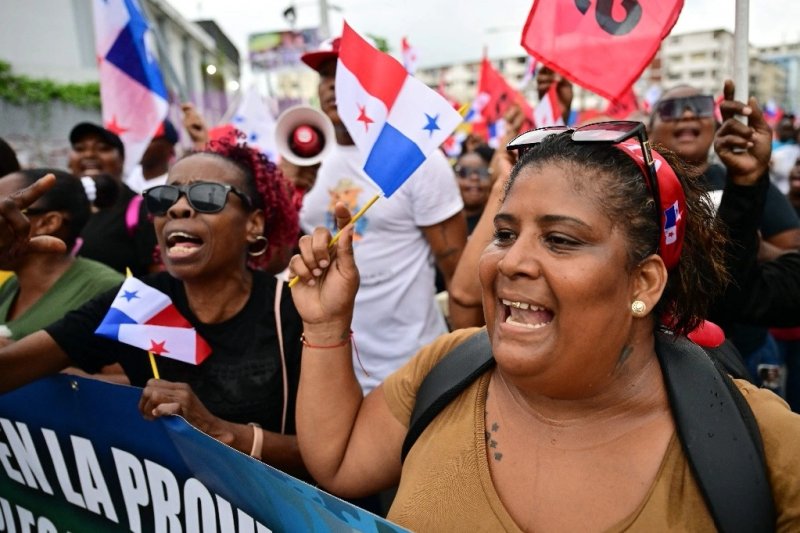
xmin=0 ymin=174 xmax=66 ymax=261
xmin=289 ymin=202 xmax=360 ymax=329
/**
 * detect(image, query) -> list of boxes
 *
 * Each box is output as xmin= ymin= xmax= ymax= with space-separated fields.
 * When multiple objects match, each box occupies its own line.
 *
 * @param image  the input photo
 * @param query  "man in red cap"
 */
xmin=294 ymin=37 xmax=468 ymax=395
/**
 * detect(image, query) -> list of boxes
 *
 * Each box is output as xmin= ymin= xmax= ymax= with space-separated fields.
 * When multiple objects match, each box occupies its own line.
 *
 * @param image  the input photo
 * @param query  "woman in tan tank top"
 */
xmin=288 ymin=98 xmax=800 ymax=531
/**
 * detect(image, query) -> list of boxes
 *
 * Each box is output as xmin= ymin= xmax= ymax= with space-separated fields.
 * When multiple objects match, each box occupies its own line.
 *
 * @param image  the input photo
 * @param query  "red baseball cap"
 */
xmin=300 ymin=37 xmax=341 ymax=72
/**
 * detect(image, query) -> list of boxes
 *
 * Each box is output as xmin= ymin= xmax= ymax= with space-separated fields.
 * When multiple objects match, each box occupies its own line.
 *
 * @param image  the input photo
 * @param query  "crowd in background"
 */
xmin=0 ymin=33 xmax=799 ymax=529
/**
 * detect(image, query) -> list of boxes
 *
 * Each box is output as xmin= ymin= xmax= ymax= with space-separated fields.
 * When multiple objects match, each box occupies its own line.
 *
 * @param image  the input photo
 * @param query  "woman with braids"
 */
xmin=289 ymin=117 xmax=800 ymax=528
xmin=0 ymin=136 xmax=306 ymax=474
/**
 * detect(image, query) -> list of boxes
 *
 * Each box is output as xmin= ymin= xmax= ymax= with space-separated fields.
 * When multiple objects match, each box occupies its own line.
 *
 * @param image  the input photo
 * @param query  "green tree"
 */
xmin=366 ymin=34 xmax=391 ymax=53
xmin=0 ymin=61 xmax=100 ymax=109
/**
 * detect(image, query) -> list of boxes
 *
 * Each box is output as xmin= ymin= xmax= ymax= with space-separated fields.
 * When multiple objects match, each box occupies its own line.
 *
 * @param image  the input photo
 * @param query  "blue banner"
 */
xmin=0 ymin=375 xmax=406 ymax=532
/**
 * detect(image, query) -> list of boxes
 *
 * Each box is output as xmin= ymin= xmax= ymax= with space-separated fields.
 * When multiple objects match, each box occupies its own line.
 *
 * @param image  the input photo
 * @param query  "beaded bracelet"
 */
xmin=300 ymin=330 xmax=353 ymax=349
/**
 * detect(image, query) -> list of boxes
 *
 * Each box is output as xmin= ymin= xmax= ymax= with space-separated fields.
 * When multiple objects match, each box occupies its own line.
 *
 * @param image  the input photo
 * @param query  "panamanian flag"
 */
xmin=93 ymin=0 xmax=169 ymax=174
xmin=231 ymin=85 xmax=278 ymax=161
xmin=401 ymin=36 xmax=418 ymax=75
xmin=335 ymin=22 xmax=462 ymax=197
xmin=95 ymin=278 xmax=212 ymax=365
xmin=663 ymin=200 xmax=681 ymax=245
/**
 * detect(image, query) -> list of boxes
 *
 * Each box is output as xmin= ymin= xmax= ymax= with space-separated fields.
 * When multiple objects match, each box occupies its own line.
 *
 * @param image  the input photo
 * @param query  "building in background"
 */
xmin=655 ymin=29 xmax=788 ymax=108
xmin=758 ymin=42 xmax=800 ymax=114
xmin=0 ymin=0 xmax=240 ymax=166
xmin=415 ymin=28 xmax=795 ymax=120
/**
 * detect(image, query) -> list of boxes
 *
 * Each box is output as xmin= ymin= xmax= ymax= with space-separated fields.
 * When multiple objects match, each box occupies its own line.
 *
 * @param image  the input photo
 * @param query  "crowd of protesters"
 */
xmin=0 ymin=32 xmax=798 ymax=529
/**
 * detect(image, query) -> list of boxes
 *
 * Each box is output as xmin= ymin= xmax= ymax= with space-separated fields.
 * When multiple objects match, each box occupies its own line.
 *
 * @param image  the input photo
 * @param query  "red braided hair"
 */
xmin=202 ymin=130 xmax=299 ymax=269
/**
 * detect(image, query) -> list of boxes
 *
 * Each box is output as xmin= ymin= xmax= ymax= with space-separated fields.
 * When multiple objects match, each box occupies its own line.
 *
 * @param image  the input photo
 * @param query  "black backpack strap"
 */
xmin=655 ymin=331 xmax=776 ymax=533
xmin=704 ymin=338 xmax=752 ymax=382
xmin=401 ymin=329 xmax=494 ymax=462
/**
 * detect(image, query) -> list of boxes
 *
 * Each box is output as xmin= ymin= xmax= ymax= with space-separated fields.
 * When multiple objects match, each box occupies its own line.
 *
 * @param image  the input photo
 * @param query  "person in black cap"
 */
xmin=67 ymin=122 xmax=158 ymax=276
xmin=125 ymin=119 xmax=180 ymax=193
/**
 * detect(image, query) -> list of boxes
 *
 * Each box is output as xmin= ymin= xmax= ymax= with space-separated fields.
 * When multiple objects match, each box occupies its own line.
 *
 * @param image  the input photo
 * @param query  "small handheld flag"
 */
xmin=335 ymin=22 xmax=462 ymax=197
xmin=95 ymin=277 xmax=212 ymax=366
xmin=289 ymin=22 xmax=463 ymax=290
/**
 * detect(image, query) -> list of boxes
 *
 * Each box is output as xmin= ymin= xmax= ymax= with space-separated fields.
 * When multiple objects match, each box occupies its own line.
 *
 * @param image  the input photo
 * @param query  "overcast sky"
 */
xmin=169 ymin=0 xmax=800 ymax=68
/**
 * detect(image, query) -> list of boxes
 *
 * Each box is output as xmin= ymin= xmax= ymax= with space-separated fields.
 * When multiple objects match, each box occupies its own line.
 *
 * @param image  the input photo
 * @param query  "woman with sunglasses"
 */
xmin=288 ymin=119 xmax=800 ymax=530
xmin=0 ymin=136 xmax=307 ymax=475
xmin=652 ymin=81 xmax=800 ymax=396
xmin=454 ymin=146 xmax=494 ymax=235
xmin=649 ymin=84 xmax=800 ymax=255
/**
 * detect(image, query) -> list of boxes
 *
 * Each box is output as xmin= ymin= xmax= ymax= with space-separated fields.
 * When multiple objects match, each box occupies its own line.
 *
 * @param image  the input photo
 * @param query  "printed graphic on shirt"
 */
xmin=326 ymin=178 xmax=368 ymax=241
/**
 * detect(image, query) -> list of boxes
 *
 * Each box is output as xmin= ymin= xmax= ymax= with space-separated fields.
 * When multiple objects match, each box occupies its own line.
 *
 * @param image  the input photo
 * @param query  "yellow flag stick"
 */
xmin=126 ymin=267 xmax=160 ymax=379
xmin=148 ymin=352 xmax=161 ymax=379
xmin=288 ymin=194 xmax=380 ymax=288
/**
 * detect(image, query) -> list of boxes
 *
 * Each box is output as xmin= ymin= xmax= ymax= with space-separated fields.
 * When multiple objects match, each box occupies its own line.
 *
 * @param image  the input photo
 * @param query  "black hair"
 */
xmin=507 ymin=132 xmax=729 ymax=334
xmin=12 ymin=168 xmax=91 ymax=249
xmin=473 ymin=144 xmax=495 ymax=165
xmin=0 ymin=138 xmax=21 ymax=177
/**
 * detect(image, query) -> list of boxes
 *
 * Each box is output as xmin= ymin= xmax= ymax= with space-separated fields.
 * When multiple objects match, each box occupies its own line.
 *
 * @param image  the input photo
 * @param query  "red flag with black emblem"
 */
xmin=604 ymin=87 xmax=640 ymax=119
xmin=477 ymin=57 xmax=534 ymax=129
xmin=521 ymin=0 xmax=684 ymax=102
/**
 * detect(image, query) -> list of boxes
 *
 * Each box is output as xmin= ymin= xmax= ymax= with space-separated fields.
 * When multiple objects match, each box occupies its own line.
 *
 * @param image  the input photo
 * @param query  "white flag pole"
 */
xmin=733 ymin=0 xmax=750 ymax=110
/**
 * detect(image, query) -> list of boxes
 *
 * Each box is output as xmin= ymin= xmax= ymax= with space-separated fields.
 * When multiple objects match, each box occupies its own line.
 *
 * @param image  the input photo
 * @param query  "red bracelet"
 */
xmin=300 ymin=330 xmax=369 ymax=378
xmin=301 ymin=330 xmax=352 ymax=349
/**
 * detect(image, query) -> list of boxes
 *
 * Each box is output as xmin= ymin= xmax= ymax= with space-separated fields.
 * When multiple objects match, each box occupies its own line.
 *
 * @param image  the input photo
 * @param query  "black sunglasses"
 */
xmin=506 ymin=120 xmax=662 ymax=246
xmin=143 ymin=182 xmax=252 ymax=216
xmin=655 ymin=95 xmax=715 ymax=121
xmin=455 ymin=166 xmax=490 ymax=181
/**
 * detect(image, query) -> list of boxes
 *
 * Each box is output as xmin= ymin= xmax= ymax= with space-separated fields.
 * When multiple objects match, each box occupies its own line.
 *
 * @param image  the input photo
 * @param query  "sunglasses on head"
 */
xmin=506 ymin=120 xmax=662 ymax=247
xmin=143 ymin=182 xmax=252 ymax=216
xmin=455 ymin=166 xmax=490 ymax=180
xmin=655 ymin=94 xmax=715 ymax=121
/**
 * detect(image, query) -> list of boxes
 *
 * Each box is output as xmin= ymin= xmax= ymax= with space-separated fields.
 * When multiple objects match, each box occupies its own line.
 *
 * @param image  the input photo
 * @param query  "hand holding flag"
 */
xmin=95 ymin=277 xmax=212 ymax=370
xmin=289 ymin=23 xmax=462 ymax=289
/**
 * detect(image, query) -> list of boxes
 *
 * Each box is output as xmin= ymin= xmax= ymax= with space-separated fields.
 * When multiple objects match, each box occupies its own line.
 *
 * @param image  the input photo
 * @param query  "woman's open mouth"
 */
xmin=165 ymin=231 xmax=204 ymax=259
xmin=501 ymin=298 xmax=554 ymax=329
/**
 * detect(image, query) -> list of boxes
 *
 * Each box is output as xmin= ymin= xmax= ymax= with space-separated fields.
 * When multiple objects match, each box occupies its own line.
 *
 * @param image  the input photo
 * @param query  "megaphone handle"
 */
xmin=288 ymin=194 xmax=380 ymax=288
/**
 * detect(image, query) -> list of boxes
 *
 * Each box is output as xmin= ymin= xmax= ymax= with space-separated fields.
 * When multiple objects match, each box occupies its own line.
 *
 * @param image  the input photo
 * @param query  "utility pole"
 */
xmin=733 ymin=0 xmax=749 ymax=104
xmin=319 ymin=0 xmax=331 ymax=39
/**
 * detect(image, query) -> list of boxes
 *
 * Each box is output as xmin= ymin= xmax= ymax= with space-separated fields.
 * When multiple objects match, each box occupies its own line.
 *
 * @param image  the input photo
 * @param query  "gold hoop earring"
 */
xmin=248 ymin=235 xmax=268 ymax=257
xmin=631 ymin=300 xmax=647 ymax=317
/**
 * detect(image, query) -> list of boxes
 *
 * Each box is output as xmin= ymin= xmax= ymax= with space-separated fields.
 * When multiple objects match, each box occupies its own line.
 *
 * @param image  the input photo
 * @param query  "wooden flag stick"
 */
xmin=288 ymin=194 xmax=380 ymax=288
xmin=126 ymin=267 xmax=161 ymax=379
xmin=149 ymin=351 xmax=161 ymax=379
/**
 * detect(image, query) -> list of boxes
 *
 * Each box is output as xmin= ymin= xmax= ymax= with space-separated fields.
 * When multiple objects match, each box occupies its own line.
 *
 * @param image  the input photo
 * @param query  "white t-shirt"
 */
xmin=300 ymin=144 xmax=464 ymax=393
xmin=124 ymin=165 xmax=168 ymax=194
xmin=770 ymin=143 xmax=800 ymax=195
